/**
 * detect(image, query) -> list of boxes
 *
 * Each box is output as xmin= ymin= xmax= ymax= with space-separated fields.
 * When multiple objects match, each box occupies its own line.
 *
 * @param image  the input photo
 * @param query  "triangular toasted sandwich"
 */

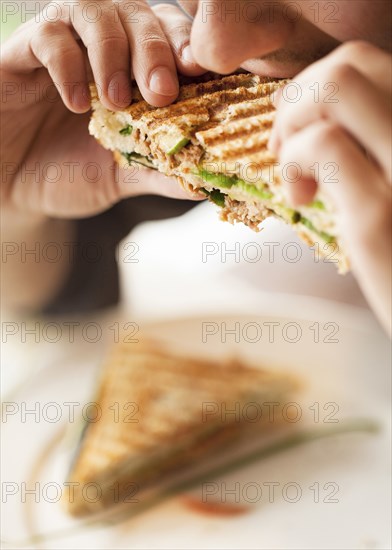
xmin=63 ymin=340 xmax=297 ymax=517
xmin=89 ymin=72 xmax=348 ymax=272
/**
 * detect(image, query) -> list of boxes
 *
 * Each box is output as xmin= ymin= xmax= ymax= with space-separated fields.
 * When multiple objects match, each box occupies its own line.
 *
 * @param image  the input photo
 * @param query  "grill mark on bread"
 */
xmin=176 ymin=73 xmax=260 ymax=99
xmin=197 ymin=115 xmax=274 ymax=148
xmin=89 ymin=74 xmax=349 ymax=273
xmin=108 ymin=77 xmax=283 ymax=126
xmin=64 ymin=340 xmax=298 ymax=516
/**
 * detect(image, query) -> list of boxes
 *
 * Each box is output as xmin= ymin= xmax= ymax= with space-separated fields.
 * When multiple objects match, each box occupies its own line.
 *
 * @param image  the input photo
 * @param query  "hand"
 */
xmin=1 ymin=2 xmax=205 ymax=219
xmin=269 ymin=41 xmax=392 ymax=334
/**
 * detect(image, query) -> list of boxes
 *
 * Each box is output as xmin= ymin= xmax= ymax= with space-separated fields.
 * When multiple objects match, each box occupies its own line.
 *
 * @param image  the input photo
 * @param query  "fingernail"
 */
xmin=73 ymin=83 xmax=90 ymax=111
xmin=149 ymin=66 xmax=178 ymax=96
xmin=108 ymin=71 xmax=132 ymax=106
xmin=181 ymin=44 xmax=195 ymax=65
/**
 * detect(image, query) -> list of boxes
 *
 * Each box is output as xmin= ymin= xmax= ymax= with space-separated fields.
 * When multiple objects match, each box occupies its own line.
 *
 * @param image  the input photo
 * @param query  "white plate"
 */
xmin=1 ymin=314 xmax=391 ymax=550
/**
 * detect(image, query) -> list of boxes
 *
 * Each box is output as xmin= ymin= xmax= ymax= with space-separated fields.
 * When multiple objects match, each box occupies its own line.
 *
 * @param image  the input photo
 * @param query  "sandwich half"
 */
xmin=63 ymin=340 xmax=298 ymax=517
xmin=89 ymin=72 xmax=348 ymax=272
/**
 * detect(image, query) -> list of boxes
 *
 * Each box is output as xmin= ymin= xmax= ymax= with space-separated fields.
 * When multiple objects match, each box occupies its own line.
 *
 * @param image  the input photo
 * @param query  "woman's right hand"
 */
xmin=1 ymin=2 xmax=205 ymax=219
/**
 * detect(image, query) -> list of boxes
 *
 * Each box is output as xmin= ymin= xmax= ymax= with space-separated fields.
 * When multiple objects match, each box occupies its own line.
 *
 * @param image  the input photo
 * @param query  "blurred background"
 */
xmin=1 ymin=3 xmax=391 ymax=549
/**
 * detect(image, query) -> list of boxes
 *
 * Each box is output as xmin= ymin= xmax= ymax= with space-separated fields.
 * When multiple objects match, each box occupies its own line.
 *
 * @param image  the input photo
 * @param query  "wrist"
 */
xmin=1 ymin=205 xmax=50 ymax=236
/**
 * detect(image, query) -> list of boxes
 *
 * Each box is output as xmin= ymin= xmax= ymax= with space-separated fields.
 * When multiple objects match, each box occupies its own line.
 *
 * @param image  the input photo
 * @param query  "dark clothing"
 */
xmin=43 ymin=0 xmax=193 ymax=315
xmin=43 ymin=196 xmax=195 ymax=315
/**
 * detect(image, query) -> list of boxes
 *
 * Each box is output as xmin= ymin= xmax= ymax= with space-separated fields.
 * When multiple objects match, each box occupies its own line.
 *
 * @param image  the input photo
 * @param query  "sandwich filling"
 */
xmin=89 ymin=72 xmax=347 ymax=271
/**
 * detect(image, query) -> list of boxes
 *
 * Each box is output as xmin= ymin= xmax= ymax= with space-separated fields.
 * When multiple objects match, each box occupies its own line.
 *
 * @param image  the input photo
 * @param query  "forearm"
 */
xmin=1 ymin=208 xmax=75 ymax=312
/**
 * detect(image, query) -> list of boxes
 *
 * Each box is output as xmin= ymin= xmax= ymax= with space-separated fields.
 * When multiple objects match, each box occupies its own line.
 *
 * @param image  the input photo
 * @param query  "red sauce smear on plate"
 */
xmin=180 ymin=496 xmax=250 ymax=517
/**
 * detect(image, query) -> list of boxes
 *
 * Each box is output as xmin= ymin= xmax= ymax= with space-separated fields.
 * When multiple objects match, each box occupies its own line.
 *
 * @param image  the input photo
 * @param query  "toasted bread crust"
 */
xmin=90 ymin=73 xmax=349 ymax=272
xmin=63 ymin=340 xmax=298 ymax=516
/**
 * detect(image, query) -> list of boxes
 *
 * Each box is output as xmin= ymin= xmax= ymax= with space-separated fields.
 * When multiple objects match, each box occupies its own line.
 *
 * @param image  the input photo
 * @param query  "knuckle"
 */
xmin=171 ymin=24 xmax=192 ymax=40
xmin=86 ymin=33 xmax=128 ymax=51
xmin=313 ymin=122 xmax=341 ymax=150
xmin=327 ymin=62 xmax=358 ymax=87
xmin=37 ymin=19 xmax=58 ymax=37
xmin=153 ymin=3 xmax=180 ymax=16
xmin=30 ymin=32 xmax=77 ymax=69
xmin=336 ymin=40 xmax=374 ymax=60
xmin=136 ymin=32 xmax=170 ymax=53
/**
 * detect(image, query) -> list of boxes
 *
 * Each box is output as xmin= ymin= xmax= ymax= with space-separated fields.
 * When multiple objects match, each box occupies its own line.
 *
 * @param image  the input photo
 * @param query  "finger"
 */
xmin=324 ymin=41 xmax=392 ymax=96
xmin=271 ymin=66 xmax=391 ymax=181
xmin=17 ymin=19 xmax=90 ymax=112
xmin=119 ymin=0 xmax=179 ymax=107
xmin=190 ymin=0 xmax=292 ymax=74
xmin=117 ymin=165 xmax=204 ymax=200
xmin=279 ymin=119 xmax=387 ymax=228
xmin=1 ymin=6 xmax=90 ymax=113
xmin=152 ymin=3 xmax=206 ymax=76
xmin=279 ymin=120 xmax=391 ymax=332
xmin=285 ymin=177 xmax=317 ymax=207
xmin=71 ymin=0 xmax=132 ymax=110
xmin=270 ymin=41 xmax=392 ymax=113
xmin=276 ymin=41 xmax=392 ymax=100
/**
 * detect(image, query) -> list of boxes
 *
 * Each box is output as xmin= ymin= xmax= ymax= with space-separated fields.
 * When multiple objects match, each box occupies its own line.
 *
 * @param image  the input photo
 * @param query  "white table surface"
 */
xmin=1 ymin=202 xmax=390 ymax=549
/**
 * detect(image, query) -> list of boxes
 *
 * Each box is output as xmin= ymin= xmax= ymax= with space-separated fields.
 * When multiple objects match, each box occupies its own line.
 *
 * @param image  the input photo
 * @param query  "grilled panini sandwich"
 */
xmin=89 ymin=72 xmax=348 ymax=272
xmin=63 ymin=341 xmax=297 ymax=517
